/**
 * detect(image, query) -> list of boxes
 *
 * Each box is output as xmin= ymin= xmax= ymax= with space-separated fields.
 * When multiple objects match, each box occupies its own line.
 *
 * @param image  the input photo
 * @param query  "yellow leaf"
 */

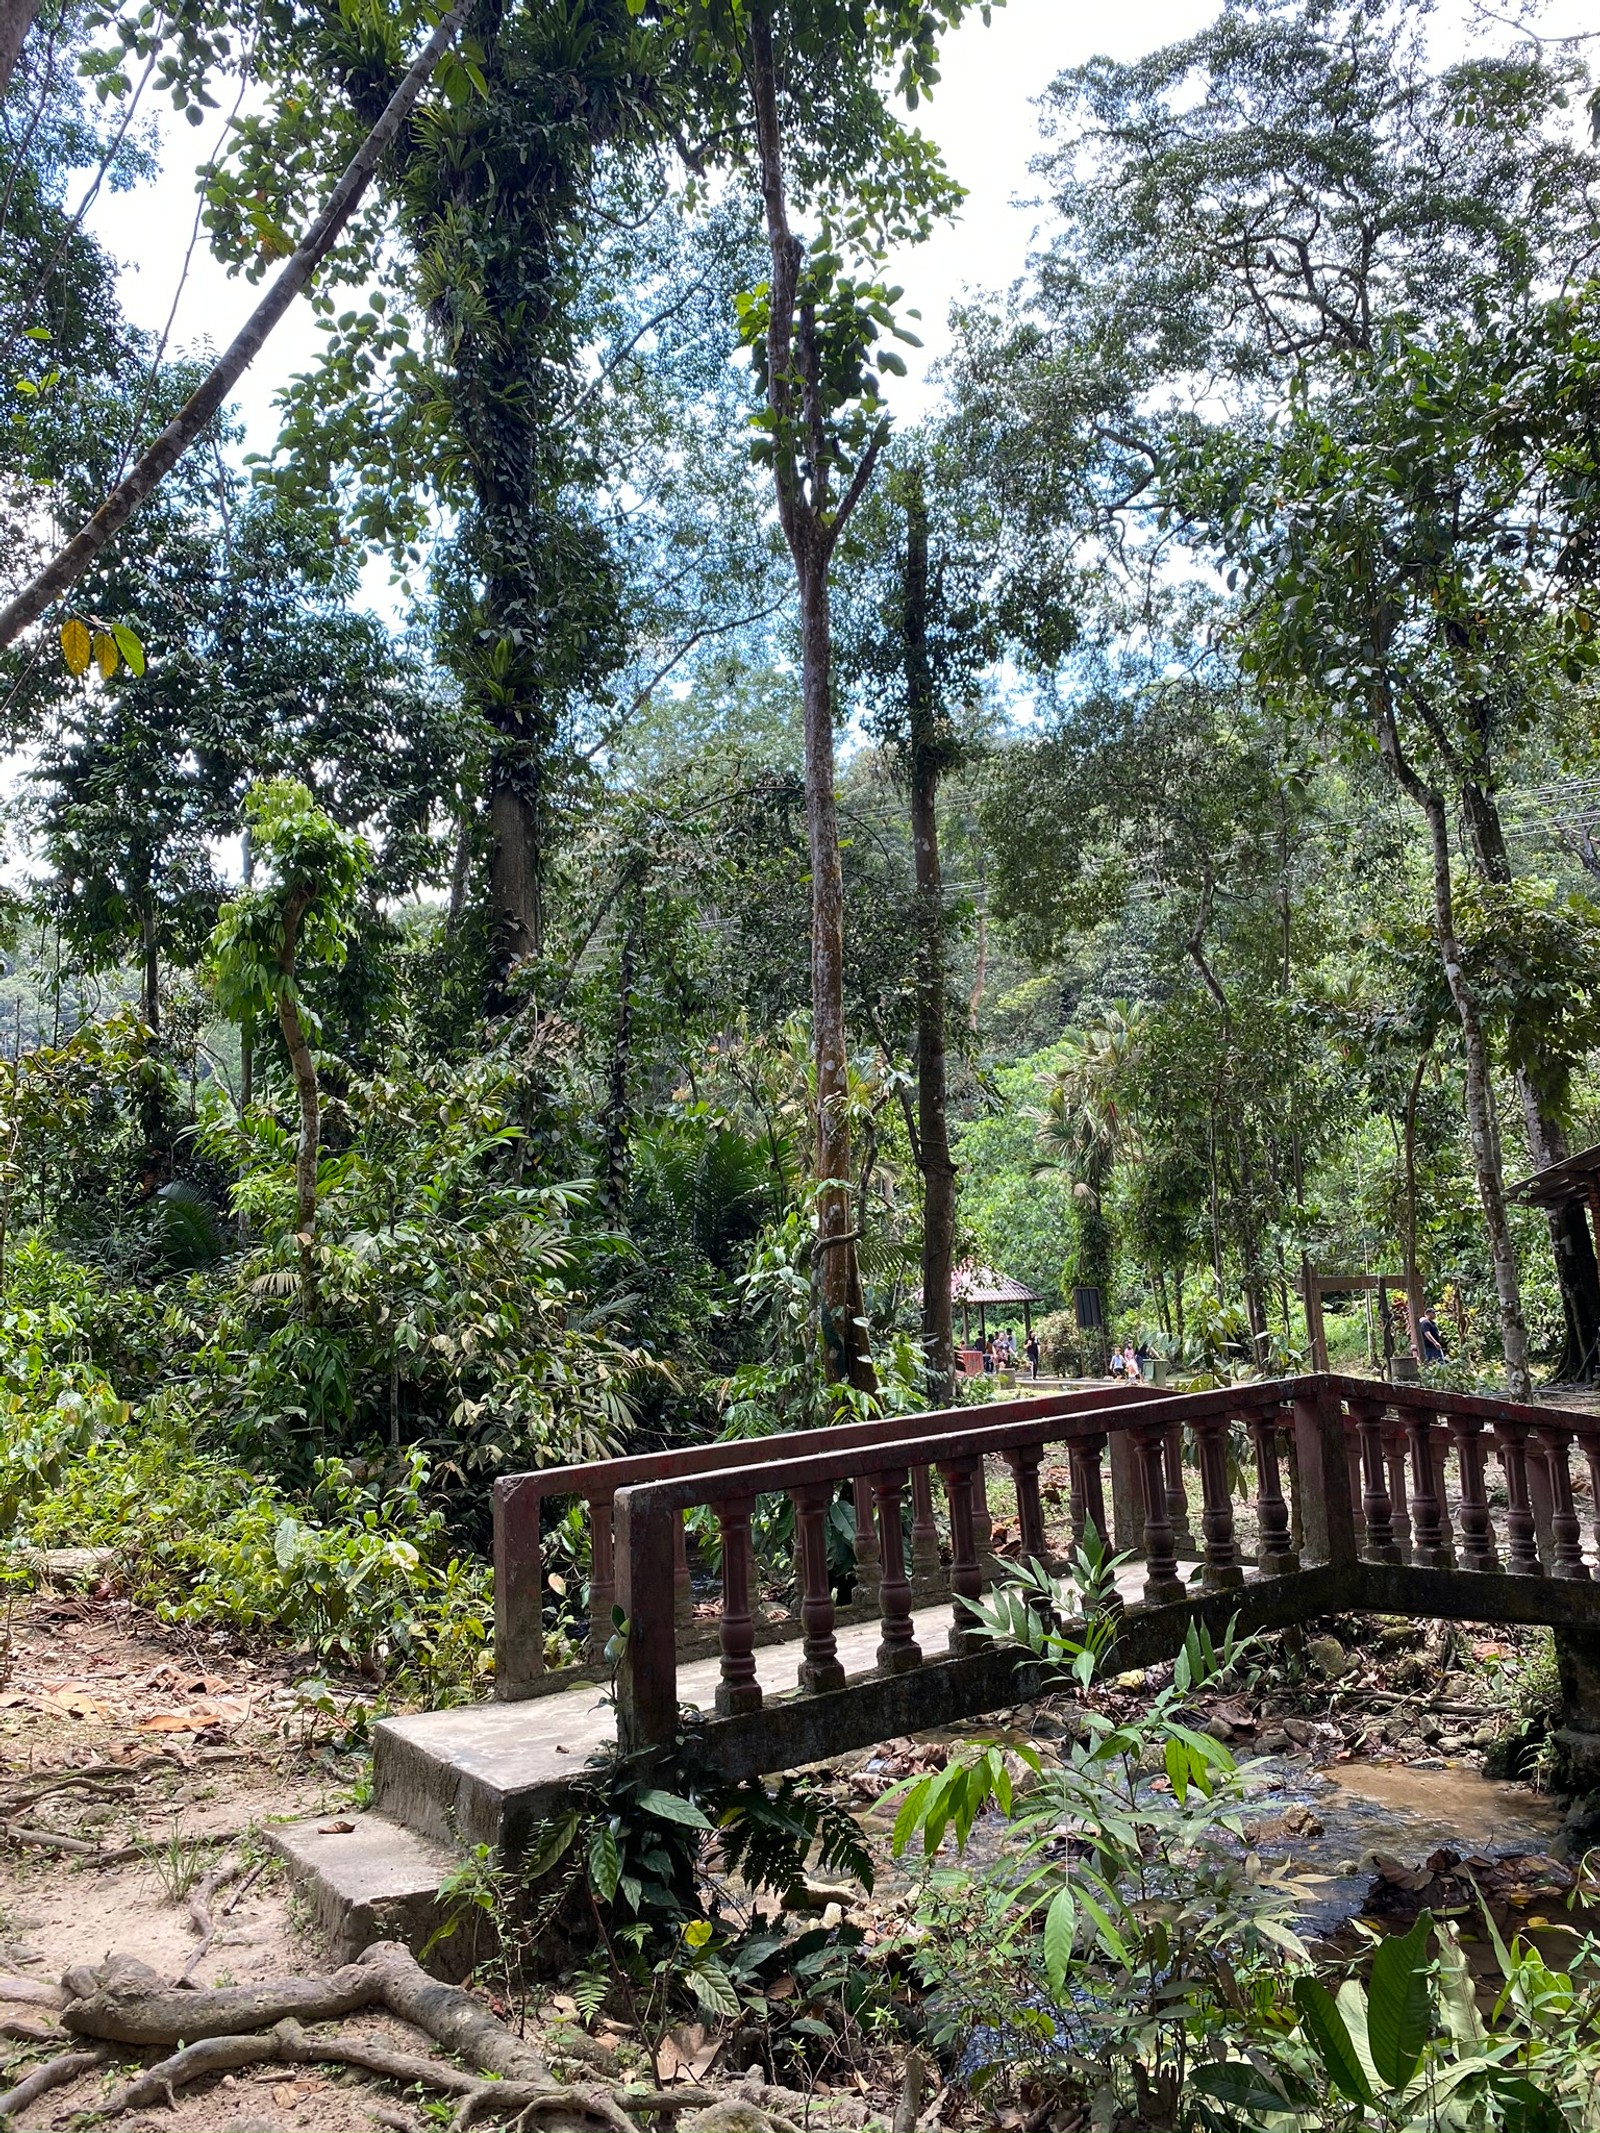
xmin=94 ymin=631 xmax=118 ymax=680
xmin=60 ymin=616 xmax=91 ymax=677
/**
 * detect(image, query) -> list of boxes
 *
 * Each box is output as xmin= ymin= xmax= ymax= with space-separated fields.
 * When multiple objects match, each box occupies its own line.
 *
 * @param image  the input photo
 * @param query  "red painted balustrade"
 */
xmin=595 ymin=1375 xmax=1600 ymax=1755
xmin=491 ymin=1381 xmax=1160 ymax=1698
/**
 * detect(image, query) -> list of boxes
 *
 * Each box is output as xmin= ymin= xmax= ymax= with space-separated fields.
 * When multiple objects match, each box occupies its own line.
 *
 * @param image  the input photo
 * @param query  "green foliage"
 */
xmin=210 ymin=779 xmax=370 ymax=1029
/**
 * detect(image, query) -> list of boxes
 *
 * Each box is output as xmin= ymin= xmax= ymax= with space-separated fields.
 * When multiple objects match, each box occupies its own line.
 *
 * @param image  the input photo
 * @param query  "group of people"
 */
xmin=979 ymin=1328 xmax=1043 ymax=1379
xmin=1108 ymin=1340 xmax=1151 ymax=1383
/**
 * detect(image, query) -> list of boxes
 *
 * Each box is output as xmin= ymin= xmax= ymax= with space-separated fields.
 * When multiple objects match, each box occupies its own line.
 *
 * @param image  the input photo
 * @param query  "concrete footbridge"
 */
xmin=270 ymin=1375 xmax=1600 ymax=1969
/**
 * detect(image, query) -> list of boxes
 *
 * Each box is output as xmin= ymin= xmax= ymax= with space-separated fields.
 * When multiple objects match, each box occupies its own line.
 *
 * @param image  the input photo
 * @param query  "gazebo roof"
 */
xmin=950 ymin=1260 xmax=1040 ymax=1306
xmin=1507 ymin=1143 xmax=1600 ymax=1212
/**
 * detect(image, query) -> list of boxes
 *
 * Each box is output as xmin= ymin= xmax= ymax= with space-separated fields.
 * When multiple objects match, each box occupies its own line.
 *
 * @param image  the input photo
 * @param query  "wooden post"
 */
xmin=1291 ymin=1381 xmax=1359 ymax=1568
xmin=874 ymin=1469 xmax=923 ymax=1674
xmin=909 ymin=1463 xmax=942 ymax=1578
xmin=1450 ymin=1415 xmax=1499 ymax=1572
xmin=1108 ymin=1426 xmax=1143 ymax=1553
xmin=615 ymin=1486 xmax=679 ymax=1756
xmin=940 ymin=1457 xmax=983 ymax=1655
xmin=587 ymin=1489 xmax=616 ymax=1662
xmin=715 ymin=1495 xmax=763 ymax=1714
xmin=1135 ymin=1423 xmax=1186 ymax=1606
xmin=1535 ymin=1427 xmax=1591 ymax=1581
xmin=794 ymin=1483 xmax=846 ymax=1693
xmin=1496 ymin=1423 xmax=1544 ymax=1577
xmin=492 ymin=1475 xmax=544 ymax=1700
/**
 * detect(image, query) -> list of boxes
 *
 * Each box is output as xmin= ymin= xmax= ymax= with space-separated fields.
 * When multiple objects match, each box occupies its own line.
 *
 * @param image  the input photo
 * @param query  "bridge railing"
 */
xmin=491 ymin=1381 xmax=1160 ymax=1698
xmin=605 ymin=1373 xmax=1600 ymax=1755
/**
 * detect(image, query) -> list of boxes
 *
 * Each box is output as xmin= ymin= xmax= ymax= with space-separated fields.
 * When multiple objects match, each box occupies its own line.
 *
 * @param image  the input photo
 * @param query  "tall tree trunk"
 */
xmin=1462 ymin=780 xmax=1600 ymax=1381
xmin=601 ymin=892 xmax=639 ymax=1219
xmin=0 ymin=0 xmax=38 ymax=97
xmin=746 ymin=1 xmax=875 ymax=1395
xmin=488 ymin=781 xmax=540 ymax=984
xmin=799 ymin=558 xmax=872 ymax=1389
xmin=1376 ymin=712 xmax=1530 ymax=1397
xmin=276 ymin=888 xmax=319 ymax=1320
xmin=902 ymin=467 xmax=956 ymax=1406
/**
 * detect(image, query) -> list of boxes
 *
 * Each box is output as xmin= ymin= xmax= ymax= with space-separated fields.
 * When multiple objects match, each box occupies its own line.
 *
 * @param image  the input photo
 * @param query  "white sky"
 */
xmin=82 ymin=0 xmax=1599 ymax=479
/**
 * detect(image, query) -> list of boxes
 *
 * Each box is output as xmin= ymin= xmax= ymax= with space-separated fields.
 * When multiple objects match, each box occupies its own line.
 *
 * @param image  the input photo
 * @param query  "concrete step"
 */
xmin=265 ymin=1811 xmax=477 ymax=1979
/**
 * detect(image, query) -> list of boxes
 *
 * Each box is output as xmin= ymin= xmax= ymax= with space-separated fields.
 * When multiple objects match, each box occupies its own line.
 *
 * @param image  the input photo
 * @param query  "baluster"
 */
xmin=1431 ymin=1431 xmax=1457 ymax=1567
xmin=874 ymin=1468 xmax=922 ymax=1674
xmin=940 ymin=1458 xmax=983 ymax=1654
xmin=1451 ymin=1417 xmax=1500 ymax=1572
xmin=673 ymin=1510 xmax=695 ymax=1632
xmin=1355 ymin=1401 xmax=1400 ymax=1563
xmin=714 ymin=1495 xmax=763 ymax=1714
xmin=1580 ymin=1429 xmax=1600 ymax=1562
xmin=1383 ymin=1419 xmax=1413 ymax=1564
xmin=1405 ymin=1411 xmax=1447 ymax=1569
xmin=1536 ymin=1427 xmax=1590 ymax=1580
xmin=1343 ymin=1418 xmax=1366 ymax=1550
xmin=1194 ymin=1413 xmax=1243 ymax=1590
xmin=1164 ymin=1426 xmax=1197 ymax=1556
xmin=910 ymin=1465 xmax=942 ymax=1579
xmin=1496 ymin=1423 xmax=1544 ymax=1576
xmin=1136 ymin=1424 xmax=1186 ymax=1606
xmin=852 ymin=1474 xmax=882 ymax=1598
xmin=1251 ymin=1410 xmax=1297 ymax=1574
xmin=587 ymin=1491 xmax=615 ymax=1663
xmin=1005 ymin=1444 xmax=1049 ymax=1569
xmin=794 ymin=1482 xmax=846 ymax=1693
xmin=1069 ymin=1432 xmax=1109 ymax=1552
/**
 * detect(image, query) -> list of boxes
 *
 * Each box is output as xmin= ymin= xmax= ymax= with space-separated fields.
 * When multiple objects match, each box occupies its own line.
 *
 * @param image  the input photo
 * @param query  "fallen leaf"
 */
xmin=137 ymin=1713 xmax=199 ymax=1733
xmin=317 ymin=1819 xmax=356 ymax=1835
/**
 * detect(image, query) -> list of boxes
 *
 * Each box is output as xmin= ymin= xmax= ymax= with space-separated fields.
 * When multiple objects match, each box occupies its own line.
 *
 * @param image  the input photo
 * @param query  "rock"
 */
xmin=1306 ymin=1635 xmax=1351 ymax=1680
xmin=1419 ymin=1717 xmax=1443 ymax=1745
xmin=1438 ymin=1735 xmax=1466 ymax=1756
xmin=1472 ymin=1725 xmax=1500 ymax=1751
xmin=1281 ymin=1718 xmax=1314 ymax=1748
xmin=1281 ymin=1802 xmax=1324 ymax=1837
xmin=1257 ymin=1727 xmax=1291 ymax=1754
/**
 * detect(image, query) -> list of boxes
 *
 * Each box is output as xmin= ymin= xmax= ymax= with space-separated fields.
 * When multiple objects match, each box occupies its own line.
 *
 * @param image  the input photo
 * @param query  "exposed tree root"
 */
xmin=0 ymin=2044 xmax=111 ymax=2119
xmin=177 ymin=1852 xmax=246 ymax=1984
xmin=0 ymin=2015 xmax=61 ymax=2044
xmin=53 ymin=1942 xmax=811 ymax=2133
xmin=0 ymin=1974 xmax=67 ymax=2011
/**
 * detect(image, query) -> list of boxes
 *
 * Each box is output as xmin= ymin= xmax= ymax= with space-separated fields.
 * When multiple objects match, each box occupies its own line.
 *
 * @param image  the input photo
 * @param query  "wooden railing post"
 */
xmin=1382 ymin=1418 xmax=1413 ymax=1564
xmin=874 ymin=1468 xmax=923 ymax=1674
xmin=673 ymin=1511 xmax=695 ymax=1632
xmin=1165 ymin=1425 xmax=1197 ymax=1556
xmin=1450 ymin=1415 xmax=1499 ymax=1572
xmin=1250 ymin=1409 xmax=1297 ymax=1575
xmin=715 ymin=1495 xmax=763 ymax=1714
xmin=794 ymin=1482 xmax=846 ymax=1693
xmin=1535 ymin=1427 xmax=1591 ymax=1581
xmin=1292 ymin=1381 xmax=1359 ymax=1568
xmin=940 ymin=1457 xmax=983 ymax=1655
xmin=852 ymin=1474 xmax=883 ymax=1595
xmin=1108 ymin=1427 xmax=1143 ymax=1553
xmin=1579 ymin=1428 xmax=1600 ymax=1565
xmin=614 ymin=1486 xmax=679 ymax=1756
xmin=492 ymin=1475 xmax=544 ymax=1700
xmin=1005 ymin=1444 xmax=1049 ymax=1569
xmin=910 ymin=1464 xmax=942 ymax=1578
xmin=1194 ymin=1412 xmax=1243 ymax=1590
xmin=1353 ymin=1398 xmax=1400 ymax=1563
xmin=1069 ymin=1433 xmax=1110 ymax=1554
xmin=1135 ymin=1422 xmax=1186 ymax=1606
xmin=1496 ymin=1421 xmax=1544 ymax=1577
xmin=587 ymin=1489 xmax=616 ymax=1662
xmin=1404 ymin=1408 xmax=1449 ymax=1570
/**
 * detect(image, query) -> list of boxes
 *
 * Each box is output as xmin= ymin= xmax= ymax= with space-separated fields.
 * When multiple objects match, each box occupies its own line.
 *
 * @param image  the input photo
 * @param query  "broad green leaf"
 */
xmin=889 ymin=1774 xmax=932 ymax=1856
xmin=1294 ymin=1976 xmax=1374 ymax=2105
xmin=1488 ymin=2074 xmax=1567 ymax=2133
xmin=685 ymin=1958 xmax=740 ymax=2020
xmin=586 ymin=1821 xmax=620 ymax=1902
xmin=682 ymin=1917 xmax=713 ymax=1949
xmin=637 ymin=1788 xmax=710 ymax=1829
xmin=1368 ymin=1910 xmax=1434 ymax=2089
xmin=1042 ymin=1883 xmax=1076 ymax=1993
xmin=1190 ymin=2062 xmax=1293 ymax=2114
xmin=93 ymin=630 xmax=118 ymax=679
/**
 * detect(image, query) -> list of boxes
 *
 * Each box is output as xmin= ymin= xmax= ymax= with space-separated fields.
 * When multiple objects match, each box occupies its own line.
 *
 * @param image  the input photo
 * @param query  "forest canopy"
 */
xmin=3 ymin=0 xmax=1600 ymax=1680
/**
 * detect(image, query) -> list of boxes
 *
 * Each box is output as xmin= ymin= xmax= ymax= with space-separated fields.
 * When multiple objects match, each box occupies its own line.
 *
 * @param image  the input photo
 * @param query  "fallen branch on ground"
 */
xmin=1 ymin=1821 xmax=144 ymax=1864
xmin=178 ymin=1853 xmax=246 ymax=1985
xmin=0 ymin=2045 xmax=111 ymax=2120
xmin=0 ymin=1975 xmax=68 ymax=2010
xmin=57 ymin=1942 xmax=826 ymax=2132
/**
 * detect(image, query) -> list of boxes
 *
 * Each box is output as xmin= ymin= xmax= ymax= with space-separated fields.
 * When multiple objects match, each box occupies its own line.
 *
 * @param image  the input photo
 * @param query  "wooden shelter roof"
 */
xmin=1507 ymin=1144 xmax=1600 ymax=1212
xmin=950 ymin=1260 xmax=1040 ymax=1306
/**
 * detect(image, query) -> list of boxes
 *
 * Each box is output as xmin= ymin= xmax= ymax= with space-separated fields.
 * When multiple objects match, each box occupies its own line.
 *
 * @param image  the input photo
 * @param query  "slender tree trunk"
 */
xmin=140 ymin=904 xmax=159 ymax=1037
xmin=0 ymin=0 xmax=37 ymax=96
xmin=746 ymin=1 xmax=874 ymax=1394
xmin=1401 ymin=1045 xmax=1429 ymax=1361
xmin=0 ymin=1 xmax=469 ymax=649
xmin=276 ymin=889 xmax=319 ymax=1319
xmin=601 ymin=892 xmax=639 ymax=1218
xmin=902 ymin=468 xmax=956 ymax=1405
xmin=1377 ymin=714 xmax=1530 ymax=1397
xmin=447 ymin=801 xmax=475 ymax=934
